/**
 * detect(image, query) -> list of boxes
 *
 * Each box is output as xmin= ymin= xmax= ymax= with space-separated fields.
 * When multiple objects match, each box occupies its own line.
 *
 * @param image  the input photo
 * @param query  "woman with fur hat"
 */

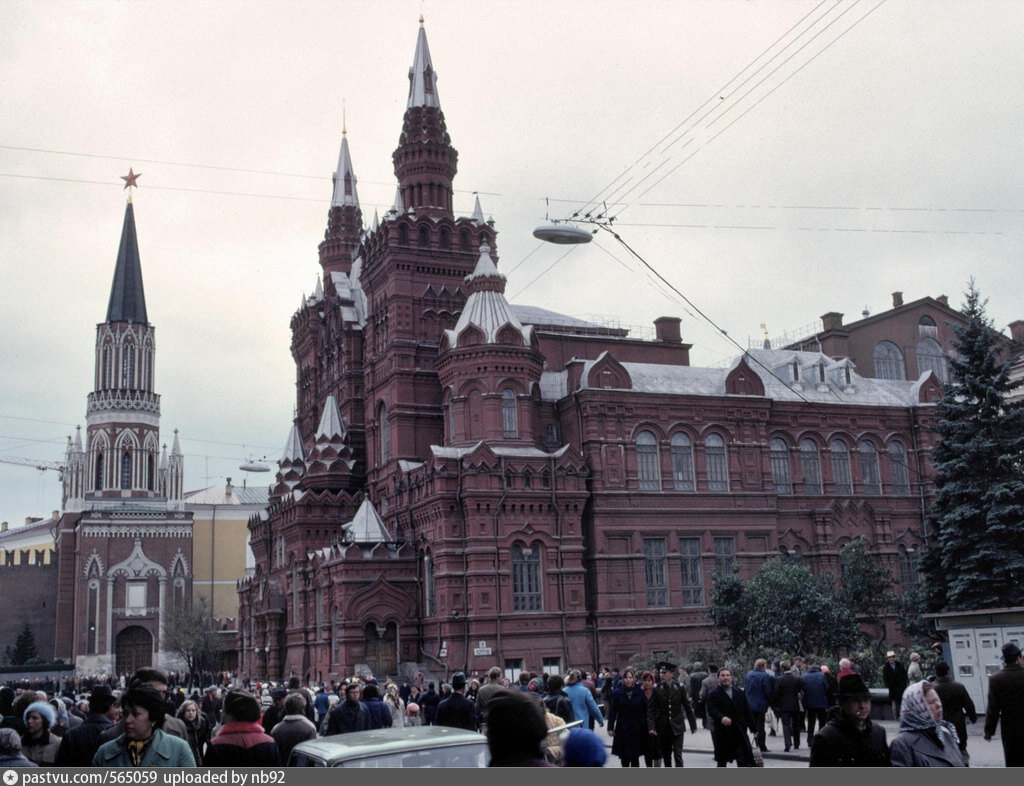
xmin=92 ymin=686 xmax=196 ymax=767
xmin=21 ymin=701 xmax=61 ymax=765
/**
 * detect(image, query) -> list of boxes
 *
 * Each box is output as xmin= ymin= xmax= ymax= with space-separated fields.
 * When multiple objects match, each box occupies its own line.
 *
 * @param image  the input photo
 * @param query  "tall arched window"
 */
xmin=830 ymin=440 xmax=852 ymax=495
xmin=95 ymin=452 xmax=105 ymax=491
xmin=705 ymin=433 xmax=728 ymax=491
xmin=511 ymin=541 xmax=542 ymax=611
xmin=670 ymin=433 xmax=694 ymax=491
xmin=859 ymin=440 xmax=881 ymax=494
xmin=331 ymin=608 xmax=340 ymax=663
xmin=120 ymin=451 xmax=131 ymax=489
xmin=636 ymin=430 xmax=661 ymax=491
xmin=121 ymin=343 xmax=135 ymax=388
xmin=424 ymin=553 xmax=436 ymax=618
xmin=447 ymin=398 xmax=456 ymax=444
xmin=102 ymin=343 xmax=113 ymax=388
xmin=889 ymin=442 xmax=910 ymax=494
xmin=898 ymin=545 xmax=920 ymax=594
xmin=146 ymin=455 xmax=155 ymax=491
xmin=873 ymin=341 xmax=906 ymax=380
xmin=770 ymin=438 xmax=792 ymax=494
xmin=379 ymin=403 xmax=391 ymax=463
xmin=800 ymin=439 xmax=822 ymax=494
xmin=501 ymin=388 xmax=517 ymax=438
xmin=916 ymin=337 xmax=947 ymax=382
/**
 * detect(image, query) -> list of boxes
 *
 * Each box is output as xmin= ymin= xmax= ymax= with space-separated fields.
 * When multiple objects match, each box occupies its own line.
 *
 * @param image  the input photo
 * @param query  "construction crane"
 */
xmin=0 ymin=456 xmax=65 ymax=480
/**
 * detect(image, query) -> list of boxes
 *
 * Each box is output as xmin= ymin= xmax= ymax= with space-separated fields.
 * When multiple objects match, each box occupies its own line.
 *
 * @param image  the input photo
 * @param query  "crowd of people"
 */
xmin=0 ymin=640 xmax=1020 ymax=768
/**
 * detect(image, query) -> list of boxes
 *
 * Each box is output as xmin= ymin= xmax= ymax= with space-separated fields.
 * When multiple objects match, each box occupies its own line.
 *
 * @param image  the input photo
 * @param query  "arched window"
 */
xmin=830 ymin=440 xmax=852 ymax=495
xmin=705 ymin=433 xmax=728 ymax=491
xmin=873 ymin=341 xmax=906 ymax=380
xmin=144 ymin=348 xmax=153 ymax=390
xmin=800 ymin=439 xmax=822 ymax=494
xmin=770 ymin=438 xmax=792 ymax=494
xmin=397 ymin=224 xmax=408 ymax=244
xmin=511 ymin=542 xmax=542 ymax=611
xmin=146 ymin=455 xmax=155 ymax=491
xmin=439 ymin=228 xmax=451 ymax=249
xmin=121 ymin=344 xmax=135 ymax=388
xmin=859 ymin=440 xmax=881 ymax=494
xmin=102 ymin=343 xmax=112 ymax=388
xmin=916 ymin=337 xmax=947 ymax=382
xmin=447 ymin=397 xmax=456 ymax=444
xmin=918 ymin=314 xmax=938 ymax=337
xmin=95 ymin=452 xmax=105 ymax=491
xmin=898 ymin=545 xmax=920 ymax=594
xmin=889 ymin=442 xmax=910 ymax=494
xmin=331 ymin=608 xmax=340 ymax=663
xmin=424 ymin=553 xmax=436 ymax=618
xmin=501 ymin=388 xmax=517 ymax=438
xmin=670 ymin=433 xmax=694 ymax=491
xmin=379 ymin=403 xmax=391 ymax=464
xmin=417 ymin=225 xmax=429 ymax=246
xmin=636 ymin=430 xmax=661 ymax=491
xmin=120 ymin=451 xmax=131 ymax=489
xmin=459 ymin=229 xmax=470 ymax=250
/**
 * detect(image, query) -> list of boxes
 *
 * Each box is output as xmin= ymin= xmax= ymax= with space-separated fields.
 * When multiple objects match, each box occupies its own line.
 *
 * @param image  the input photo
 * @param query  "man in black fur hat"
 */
xmin=809 ymin=673 xmax=890 ymax=767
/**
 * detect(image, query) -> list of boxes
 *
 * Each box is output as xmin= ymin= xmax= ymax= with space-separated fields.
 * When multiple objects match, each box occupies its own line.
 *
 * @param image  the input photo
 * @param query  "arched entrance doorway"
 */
xmin=363 ymin=621 xmax=397 ymax=678
xmin=115 ymin=626 xmax=153 ymax=676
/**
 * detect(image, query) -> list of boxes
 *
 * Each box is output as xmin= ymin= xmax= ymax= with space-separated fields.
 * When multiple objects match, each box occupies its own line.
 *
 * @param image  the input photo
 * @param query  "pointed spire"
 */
xmin=343 ymin=498 xmax=393 ymax=544
xmin=171 ymin=429 xmax=182 ymax=456
xmin=390 ymin=186 xmax=404 ymax=215
xmin=313 ymin=275 xmax=324 ymax=301
xmin=105 ymin=200 xmax=149 ymax=323
xmin=281 ymin=422 xmax=306 ymax=463
xmin=73 ymin=425 xmax=83 ymax=451
xmin=331 ymin=127 xmax=359 ymax=208
xmin=160 ymin=443 xmax=168 ymax=470
xmin=316 ymin=395 xmax=347 ymax=441
xmin=471 ymin=195 xmax=484 ymax=224
xmin=371 ymin=209 xmax=379 ymax=231
xmin=407 ymin=20 xmax=441 ymax=109
xmin=467 ymin=242 xmax=501 ymax=281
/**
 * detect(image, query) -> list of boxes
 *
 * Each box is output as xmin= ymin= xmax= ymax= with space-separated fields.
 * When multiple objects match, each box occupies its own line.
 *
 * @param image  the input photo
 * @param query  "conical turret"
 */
xmin=320 ymin=125 xmax=364 ymax=276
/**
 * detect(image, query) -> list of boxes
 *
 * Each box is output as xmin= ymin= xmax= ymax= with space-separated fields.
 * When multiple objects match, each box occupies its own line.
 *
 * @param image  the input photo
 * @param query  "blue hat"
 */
xmin=563 ymin=728 xmax=607 ymax=767
xmin=24 ymin=700 xmax=56 ymax=729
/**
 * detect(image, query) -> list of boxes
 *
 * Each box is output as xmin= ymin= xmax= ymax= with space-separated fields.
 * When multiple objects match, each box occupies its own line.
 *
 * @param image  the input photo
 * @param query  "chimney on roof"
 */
xmin=52 ymin=510 xmax=59 ymax=521
xmin=892 ymin=291 xmax=904 ymax=307
xmin=1009 ymin=320 xmax=1024 ymax=343
xmin=821 ymin=312 xmax=844 ymax=330
xmin=654 ymin=316 xmax=682 ymax=343
xmin=226 ymin=477 xmax=233 ymax=497
xmin=1 ymin=522 xmax=7 ymax=532
xmin=936 ymin=295 xmax=949 ymax=306
xmin=25 ymin=517 xmax=41 ymax=526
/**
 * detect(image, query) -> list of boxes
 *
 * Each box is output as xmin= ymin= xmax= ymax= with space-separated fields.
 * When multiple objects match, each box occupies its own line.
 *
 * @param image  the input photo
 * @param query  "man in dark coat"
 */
xmin=420 ymin=682 xmax=441 ymax=726
xmin=436 ymin=672 xmax=477 ymax=731
xmin=54 ymin=685 xmax=118 ymax=766
xmin=743 ymin=658 xmax=775 ymax=752
xmin=645 ymin=661 xmax=697 ymax=767
xmin=881 ymin=651 xmax=908 ymax=719
xmin=983 ymin=642 xmax=1024 ymax=766
xmin=360 ymin=684 xmax=392 ymax=729
xmin=772 ymin=660 xmax=803 ymax=752
xmin=809 ymin=673 xmax=890 ymax=767
xmin=261 ymin=689 xmax=288 ymax=735
xmin=324 ymin=682 xmax=370 ymax=736
xmin=932 ymin=660 xmax=976 ymax=763
xmin=705 ymin=668 xmax=756 ymax=767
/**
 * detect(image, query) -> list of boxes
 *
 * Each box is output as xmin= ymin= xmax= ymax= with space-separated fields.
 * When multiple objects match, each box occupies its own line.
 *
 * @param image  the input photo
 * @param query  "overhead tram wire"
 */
xmin=570 ymin=0 xmax=840 ymax=222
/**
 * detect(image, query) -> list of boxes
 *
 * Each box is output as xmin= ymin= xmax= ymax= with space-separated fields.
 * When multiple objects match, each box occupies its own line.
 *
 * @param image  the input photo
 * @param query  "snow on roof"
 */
xmin=343 ymin=498 xmax=392 ymax=544
xmin=331 ymin=134 xmax=359 ymax=208
xmin=509 ymin=305 xmax=603 ymax=330
xmin=539 ymin=371 xmax=568 ymax=401
xmin=316 ymin=395 xmax=346 ymax=440
xmin=184 ymin=483 xmax=269 ymax=506
xmin=407 ymin=23 xmax=441 ymax=109
xmin=281 ymin=422 xmax=305 ymax=463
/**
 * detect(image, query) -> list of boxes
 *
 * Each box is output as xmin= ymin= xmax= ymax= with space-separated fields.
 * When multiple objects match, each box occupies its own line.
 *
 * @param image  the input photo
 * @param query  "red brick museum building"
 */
xmin=237 ymin=22 xmax=1014 ymax=684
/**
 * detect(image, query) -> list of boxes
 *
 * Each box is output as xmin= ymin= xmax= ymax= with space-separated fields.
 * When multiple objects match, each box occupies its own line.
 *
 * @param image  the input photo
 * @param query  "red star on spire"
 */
xmin=121 ymin=168 xmax=141 ymax=190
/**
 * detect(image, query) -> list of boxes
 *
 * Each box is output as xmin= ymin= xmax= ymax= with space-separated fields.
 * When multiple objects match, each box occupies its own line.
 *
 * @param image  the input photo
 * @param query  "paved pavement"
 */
xmin=589 ymin=718 xmax=1007 ymax=767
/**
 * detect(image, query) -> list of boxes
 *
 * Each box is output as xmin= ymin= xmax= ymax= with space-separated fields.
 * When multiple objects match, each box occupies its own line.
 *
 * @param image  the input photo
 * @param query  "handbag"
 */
xmin=750 ymin=734 xmax=764 ymax=767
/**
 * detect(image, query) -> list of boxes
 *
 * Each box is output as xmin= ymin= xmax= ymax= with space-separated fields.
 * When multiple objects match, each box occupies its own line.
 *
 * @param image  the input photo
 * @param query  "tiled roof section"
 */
xmin=105 ymin=200 xmax=148 ymax=323
xmin=281 ymin=422 xmax=305 ymax=463
xmin=316 ymin=395 xmax=347 ymax=441
xmin=445 ymin=245 xmax=532 ymax=348
xmin=509 ymin=305 xmax=606 ymax=331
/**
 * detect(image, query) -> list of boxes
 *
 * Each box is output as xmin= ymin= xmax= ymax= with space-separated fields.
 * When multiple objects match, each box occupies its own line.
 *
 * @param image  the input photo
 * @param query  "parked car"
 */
xmin=287 ymin=726 xmax=490 ymax=768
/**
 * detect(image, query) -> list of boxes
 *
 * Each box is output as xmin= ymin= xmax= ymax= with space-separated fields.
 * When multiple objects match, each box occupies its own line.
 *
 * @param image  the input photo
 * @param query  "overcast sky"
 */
xmin=1 ymin=0 xmax=1022 ymax=529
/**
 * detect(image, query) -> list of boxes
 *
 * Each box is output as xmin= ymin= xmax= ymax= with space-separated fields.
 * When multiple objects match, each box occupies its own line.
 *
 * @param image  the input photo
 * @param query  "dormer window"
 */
xmin=424 ymin=66 xmax=434 ymax=94
xmin=792 ymin=361 xmax=799 ymax=381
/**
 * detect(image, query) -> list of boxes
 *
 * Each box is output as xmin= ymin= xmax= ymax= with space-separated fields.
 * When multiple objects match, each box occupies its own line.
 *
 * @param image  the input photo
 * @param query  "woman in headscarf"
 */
xmin=889 ymin=681 xmax=966 ymax=766
xmin=20 ymin=701 xmax=61 ymax=765
xmin=92 ymin=686 xmax=195 ymax=767
xmin=176 ymin=699 xmax=210 ymax=765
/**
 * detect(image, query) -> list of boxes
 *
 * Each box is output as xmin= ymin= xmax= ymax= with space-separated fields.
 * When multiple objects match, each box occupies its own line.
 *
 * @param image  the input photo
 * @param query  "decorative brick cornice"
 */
xmin=82 ymin=525 xmax=191 ymax=538
xmin=87 ymin=389 xmax=161 ymax=414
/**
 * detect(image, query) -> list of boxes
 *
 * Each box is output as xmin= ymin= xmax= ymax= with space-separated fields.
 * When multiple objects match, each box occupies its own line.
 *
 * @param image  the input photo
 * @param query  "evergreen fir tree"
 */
xmin=5 ymin=621 xmax=38 ymax=665
xmin=924 ymin=281 xmax=1024 ymax=611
